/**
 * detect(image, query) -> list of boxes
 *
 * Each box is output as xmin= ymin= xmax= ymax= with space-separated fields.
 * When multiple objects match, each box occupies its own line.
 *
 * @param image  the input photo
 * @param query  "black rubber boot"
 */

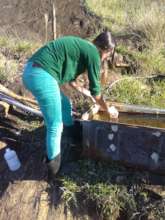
xmin=47 ymin=154 xmax=61 ymax=180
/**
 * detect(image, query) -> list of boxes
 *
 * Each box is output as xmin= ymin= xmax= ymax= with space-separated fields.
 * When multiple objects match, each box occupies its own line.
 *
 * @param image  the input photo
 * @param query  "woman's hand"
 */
xmin=93 ymin=94 xmax=109 ymax=111
xmin=108 ymin=106 xmax=119 ymax=119
xmin=93 ymin=94 xmax=119 ymax=119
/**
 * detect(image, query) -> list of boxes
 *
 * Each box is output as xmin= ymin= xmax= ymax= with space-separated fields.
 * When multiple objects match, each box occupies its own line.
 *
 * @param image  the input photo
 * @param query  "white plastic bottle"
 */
xmin=108 ymin=106 xmax=119 ymax=119
xmin=4 ymin=148 xmax=21 ymax=171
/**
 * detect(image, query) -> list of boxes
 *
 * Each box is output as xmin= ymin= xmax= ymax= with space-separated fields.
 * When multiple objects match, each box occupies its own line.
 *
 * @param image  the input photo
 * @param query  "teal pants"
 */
xmin=22 ymin=62 xmax=73 ymax=160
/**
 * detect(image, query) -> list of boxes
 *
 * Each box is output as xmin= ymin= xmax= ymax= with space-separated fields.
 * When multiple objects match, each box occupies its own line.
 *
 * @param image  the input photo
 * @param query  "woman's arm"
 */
xmin=93 ymin=93 xmax=108 ymax=111
xmin=70 ymin=81 xmax=119 ymax=118
xmin=69 ymin=81 xmax=96 ymax=103
xmin=94 ymin=94 xmax=119 ymax=119
xmin=70 ymin=81 xmax=108 ymax=110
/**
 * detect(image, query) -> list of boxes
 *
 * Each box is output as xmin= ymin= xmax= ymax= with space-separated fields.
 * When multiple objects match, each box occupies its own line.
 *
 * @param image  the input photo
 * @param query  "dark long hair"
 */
xmin=94 ymin=31 xmax=116 ymax=85
xmin=93 ymin=31 xmax=116 ymax=51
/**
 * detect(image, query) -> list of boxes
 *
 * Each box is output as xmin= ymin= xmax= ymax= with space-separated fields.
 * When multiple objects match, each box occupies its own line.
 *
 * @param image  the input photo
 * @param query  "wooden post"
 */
xmin=44 ymin=13 xmax=48 ymax=43
xmin=52 ymin=1 xmax=57 ymax=39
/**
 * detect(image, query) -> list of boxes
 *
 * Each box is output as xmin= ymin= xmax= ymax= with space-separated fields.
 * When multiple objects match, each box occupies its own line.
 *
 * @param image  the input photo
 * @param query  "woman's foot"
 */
xmin=47 ymin=154 xmax=61 ymax=180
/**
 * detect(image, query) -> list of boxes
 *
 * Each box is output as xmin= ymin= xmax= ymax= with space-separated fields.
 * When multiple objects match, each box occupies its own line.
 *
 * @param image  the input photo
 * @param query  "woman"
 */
xmin=22 ymin=31 xmax=117 ymax=178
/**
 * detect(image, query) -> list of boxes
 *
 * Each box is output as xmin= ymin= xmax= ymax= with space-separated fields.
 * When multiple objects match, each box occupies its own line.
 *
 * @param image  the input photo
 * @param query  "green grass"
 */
xmin=104 ymin=76 xmax=165 ymax=108
xmin=0 ymin=37 xmax=9 ymax=47
xmin=0 ymin=53 xmax=19 ymax=83
xmin=58 ymin=159 xmax=165 ymax=219
xmin=85 ymin=0 xmax=165 ymax=109
xmin=150 ymin=81 xmax=165 ymax=108
xmin=86 ymin=0 xmax=165 ymax=77
xmin=105 ymin=77 xmax=150 ymax=105
xmin=116 ymin=44 xmax=165 ymax=75
xmin=0 ymin=36 xmax=41 ymax=55
xmin=1 ymin=14 xmax=165 ymax=219
xmin=0 ymin=36 xmax=41 ymax=86
xmin=132 ymin=49 xmax=165 ymax=75
xmin=85 ymin=0 xmax=128 ymax=32
xmin=59 ymin=160 xmax=137 ymax=219
xmin=85 ymin=0 xmax=165 ymax=39
xmin=13 ymin=40 xmax=36 ymax=55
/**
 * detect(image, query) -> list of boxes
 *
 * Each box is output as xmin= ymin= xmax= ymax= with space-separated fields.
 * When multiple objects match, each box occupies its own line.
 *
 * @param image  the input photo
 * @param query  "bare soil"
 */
xmin=0 ymin=110 xmax=80 ymax=220
xmin=1 ymin=110 xmax=165 ymax=220
xmin=1 ymin=1 xmax=165 ymax=220
xmin=0 ymin=0 xmax=102 ymax=41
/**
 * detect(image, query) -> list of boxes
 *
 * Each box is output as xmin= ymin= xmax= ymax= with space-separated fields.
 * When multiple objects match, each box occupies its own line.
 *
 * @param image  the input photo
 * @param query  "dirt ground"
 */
xmin=0 ymin=109 xmax=82 ymax=220
xmin=1 ymin=109 xmax=165 ymax=220
xmin=1 ymin=1 xmax=165 ymax=219
xmin=0 ymin=1 xmax=101 ymax=216
xmin=0 ymin=0 xmax=102 ymax=41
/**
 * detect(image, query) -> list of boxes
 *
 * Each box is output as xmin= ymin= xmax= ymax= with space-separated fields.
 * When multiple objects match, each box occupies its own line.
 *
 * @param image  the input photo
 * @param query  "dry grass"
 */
xmin=0 ymin=36 xmax=41 ymax=87
xmin=86 ymin=0 xmax=165 ymax=76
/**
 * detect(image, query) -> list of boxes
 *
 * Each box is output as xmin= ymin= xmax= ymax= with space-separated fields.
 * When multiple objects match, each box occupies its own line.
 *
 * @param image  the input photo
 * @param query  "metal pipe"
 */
xmin=0 ymin=93 xmax=42 ymax=117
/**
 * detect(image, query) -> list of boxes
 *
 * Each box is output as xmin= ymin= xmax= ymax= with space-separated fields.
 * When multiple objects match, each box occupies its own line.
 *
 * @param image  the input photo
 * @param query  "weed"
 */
xmin=86 ymin=0 xmax=165 ymax=76
xmin=0 ymin=56 xmax=19 ymax=84
xmin=150 ymin=81 xmax=165 ymax=108
xmin=59 ymin=160 xmax=138 ymax=219
xmin=0 ymin=37 xmax=9 ymax=47
xmin=106 ymin=76 xmax=150 ymax=105
xmin=13 ymin=41 xmax=33 ymax=54
xmin=60 ymin=177 xmax=80 ymax=209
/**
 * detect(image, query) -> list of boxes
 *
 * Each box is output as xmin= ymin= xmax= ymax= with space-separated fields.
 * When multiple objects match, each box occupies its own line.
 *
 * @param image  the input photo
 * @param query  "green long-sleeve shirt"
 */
xmin=29 ymin=36 xmax=101 ymax=96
